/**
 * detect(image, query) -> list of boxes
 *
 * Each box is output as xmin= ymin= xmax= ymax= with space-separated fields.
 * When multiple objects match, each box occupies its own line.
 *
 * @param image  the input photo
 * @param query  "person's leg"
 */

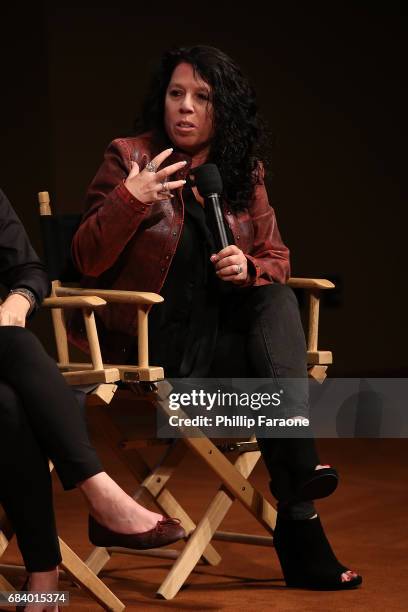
xmin=0 ymin=381 xmax=61 ymax=573
xmin=0 ymin=326 xmax=103 ymax=490
xmin=215 ymin=285 xmax=324 ymax=507
xmin=0 ymin=327 xmax=182 ymax=538
xmin=244 ymin=284 xmax=333 ymax=504
xmin=0 ymin=326 xmax=185 ymax=607
xmin=213 ymin=284 xmax=361 ymax=588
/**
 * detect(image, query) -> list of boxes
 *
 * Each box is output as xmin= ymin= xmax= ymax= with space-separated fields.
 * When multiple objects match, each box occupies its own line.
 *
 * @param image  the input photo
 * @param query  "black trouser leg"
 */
xmin=212 ymin=284 xmax=320 ymax=510
xmin=0 ymin=381 xmax=61 ymax=572
xmin=0 ymin=326 xmax=104 ymax=571
xmin=169 ymin=281 xmax=354 ymax=579
xmin=0 ymin=327 xmax=103 ymax=490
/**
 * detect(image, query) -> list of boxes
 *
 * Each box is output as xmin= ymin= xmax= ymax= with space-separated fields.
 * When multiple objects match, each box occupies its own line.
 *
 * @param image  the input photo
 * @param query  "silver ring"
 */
xmin=145 ymin=160 xmax=157 ymax=173
xmin=236 ymin=264 xmax=242 ymax=275
xmin=161 ymin=177 xmax=169 ymax=191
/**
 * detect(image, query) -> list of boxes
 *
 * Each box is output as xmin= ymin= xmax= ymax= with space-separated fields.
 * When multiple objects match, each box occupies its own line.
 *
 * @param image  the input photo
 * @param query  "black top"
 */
xmin=0 ymin=189 xmax=50 ymax=308
xmin=149 ymin=185 xmax=231 ymax=377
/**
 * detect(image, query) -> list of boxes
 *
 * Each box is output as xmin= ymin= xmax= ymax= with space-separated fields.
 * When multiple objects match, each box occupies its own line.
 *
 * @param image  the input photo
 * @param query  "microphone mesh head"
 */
xmin=192 ymin=163 xmax=223 ymax=196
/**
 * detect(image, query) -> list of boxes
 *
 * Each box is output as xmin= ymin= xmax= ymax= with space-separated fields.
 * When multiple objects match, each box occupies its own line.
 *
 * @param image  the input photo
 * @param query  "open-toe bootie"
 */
xmin=273 ymin=513 xmax=362 ymax=590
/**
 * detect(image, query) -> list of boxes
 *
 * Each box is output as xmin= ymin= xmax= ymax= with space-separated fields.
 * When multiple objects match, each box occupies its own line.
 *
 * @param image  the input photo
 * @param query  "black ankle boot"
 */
xmin=273 ymin=514 xmax=362 ymax=590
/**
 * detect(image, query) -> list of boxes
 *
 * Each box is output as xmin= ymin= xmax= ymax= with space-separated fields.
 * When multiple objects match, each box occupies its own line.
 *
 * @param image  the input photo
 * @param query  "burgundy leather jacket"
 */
xmin=70 ymin=132 xmax=290 ymax=361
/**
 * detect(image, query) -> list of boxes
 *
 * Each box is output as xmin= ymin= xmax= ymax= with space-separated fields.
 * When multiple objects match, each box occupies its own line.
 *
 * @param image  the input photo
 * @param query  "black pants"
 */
xmin=210 ymin=284 xmax=320 ymax=489
xmin=0 ymin=327 xmax=103 ymax=572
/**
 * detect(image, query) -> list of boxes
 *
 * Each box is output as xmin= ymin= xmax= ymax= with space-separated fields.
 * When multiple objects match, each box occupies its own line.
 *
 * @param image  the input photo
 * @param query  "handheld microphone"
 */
xmin=192 ymin=163 xmax=229 ymax=250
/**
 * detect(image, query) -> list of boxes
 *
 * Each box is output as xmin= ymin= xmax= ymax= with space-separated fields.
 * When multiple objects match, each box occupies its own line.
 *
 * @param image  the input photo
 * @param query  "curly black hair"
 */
xmin=136 ymin=45 xmax=269 ymax=211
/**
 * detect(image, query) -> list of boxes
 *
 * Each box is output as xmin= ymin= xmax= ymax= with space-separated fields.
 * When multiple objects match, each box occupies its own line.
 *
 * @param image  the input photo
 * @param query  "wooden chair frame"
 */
xmin=0 ymin=190 xmax=336 ymax=604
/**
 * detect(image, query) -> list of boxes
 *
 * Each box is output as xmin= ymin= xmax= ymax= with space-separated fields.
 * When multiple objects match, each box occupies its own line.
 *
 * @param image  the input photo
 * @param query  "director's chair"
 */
xmin=3 ymin=190 xmax=334 ymax=602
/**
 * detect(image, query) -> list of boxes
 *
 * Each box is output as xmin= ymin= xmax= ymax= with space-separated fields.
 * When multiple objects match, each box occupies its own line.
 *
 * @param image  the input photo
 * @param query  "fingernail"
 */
xmin=210 ymin=255 xmax=217 ymax=262
xmin=182 ymin=180 xmax=186 ymax=183
xmin=168 ymin=147 xmax=173 ymax=152
xmin=182 ymin=160 xmax=187 ymax=165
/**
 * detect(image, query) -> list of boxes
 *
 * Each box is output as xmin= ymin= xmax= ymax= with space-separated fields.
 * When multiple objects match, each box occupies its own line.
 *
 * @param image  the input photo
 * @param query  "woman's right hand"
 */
xmin=124 ymin=147 xmax=187 ymax=204
xmin=0 ymin=294 xmax=29 ymax=327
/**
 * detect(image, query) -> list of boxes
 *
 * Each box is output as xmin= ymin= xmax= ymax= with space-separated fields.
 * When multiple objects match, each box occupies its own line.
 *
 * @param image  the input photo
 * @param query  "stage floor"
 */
xmin=2 ymin=426 xmax=407 ymax=611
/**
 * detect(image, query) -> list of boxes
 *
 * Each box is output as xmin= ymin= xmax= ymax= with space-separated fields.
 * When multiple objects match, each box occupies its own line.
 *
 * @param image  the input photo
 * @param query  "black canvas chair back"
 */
xmin=40 ymin=213 xmax=82 ymax=282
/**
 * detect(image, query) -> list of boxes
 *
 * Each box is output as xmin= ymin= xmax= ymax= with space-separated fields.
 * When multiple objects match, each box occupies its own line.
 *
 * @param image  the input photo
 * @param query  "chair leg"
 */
xmin=0 ymin=573 xmax=15 ymax=592
xmin=85 ymin=547 xmax=113 ymax=577
xmin=156 ymin=387 xmax=276 ymax=531
xmin=0 ymin=509 xmax=13 ymax=565
xmin=0 ymin=506 xmax=21 ymax=598
xmin=183 ymin=437 xmax=276 ymax=527
xmin=59 ymin=539 xmax=125 ymax=611
xmin=156 ymin=443 xmax=276 ymax=600
xmin=0 ymin=506 xmax=13 ymax=558
xmin=131 ymin=440 xmax=221 ymax=566
xmin=0 ymin=532 xmax=9 ymax=559
xmin=86 ymin=405 xmax=221 ymax=573
xmin=86 ymin=440 xmax=221 ymax=573
xmin=1 ymin=505 xmax=123 ymax=610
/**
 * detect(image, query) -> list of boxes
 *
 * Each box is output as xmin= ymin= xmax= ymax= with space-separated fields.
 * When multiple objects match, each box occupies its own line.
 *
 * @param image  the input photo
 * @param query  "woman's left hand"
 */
xmin=211 ymin=245 xmax=249 ymax=284
xmin=0 ymin=294 xmax=30 ymax=327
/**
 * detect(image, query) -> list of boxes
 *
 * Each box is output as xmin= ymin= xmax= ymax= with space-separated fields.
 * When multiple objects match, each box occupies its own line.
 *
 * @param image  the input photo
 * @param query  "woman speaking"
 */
xmin=71 ymin=45 xmax=362 ymax=591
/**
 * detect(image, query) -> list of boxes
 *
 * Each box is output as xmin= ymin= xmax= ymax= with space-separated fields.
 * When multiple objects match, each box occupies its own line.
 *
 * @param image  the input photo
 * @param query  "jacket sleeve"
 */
xmin=72 ymin=139 xmax=151 ymax=277
xmin=244 ymin=165 xmax=290 ymax=285
xmin=0 ymin=189 xmax=50 ymax=307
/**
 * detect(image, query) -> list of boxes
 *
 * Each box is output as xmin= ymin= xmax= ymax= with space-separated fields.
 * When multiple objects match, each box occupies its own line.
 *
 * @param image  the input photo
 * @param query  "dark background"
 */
xmin=1 ymin=5 xmax=406 ymax=376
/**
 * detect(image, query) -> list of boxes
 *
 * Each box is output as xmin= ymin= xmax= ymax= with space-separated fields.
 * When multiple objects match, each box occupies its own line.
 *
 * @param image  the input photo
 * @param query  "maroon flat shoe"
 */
xmin=88 ymin=515 xmax=186 ymax=550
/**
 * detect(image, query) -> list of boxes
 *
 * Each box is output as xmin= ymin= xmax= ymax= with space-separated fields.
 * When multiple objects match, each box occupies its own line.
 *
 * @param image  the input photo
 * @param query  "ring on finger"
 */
xmin=161 ymin=177 xmax=169 ymax=191
xmin=235 ymin=264 xmax=242 ymax=275
xmin=145 ymin=160 xmax=157 ymax=172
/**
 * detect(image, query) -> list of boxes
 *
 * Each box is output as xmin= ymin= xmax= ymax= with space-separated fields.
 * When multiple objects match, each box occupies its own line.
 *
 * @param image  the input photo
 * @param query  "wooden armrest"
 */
xmin=43 ymin=296 xmax=107 ymax=309
xmin=55 ymin=287 xmax=163 ymax=305
xmin=287 ymin=278 xmax=335 ymax=290
xmin=54 ymin=287 xmax=159 ymax=371
xmin=287 ymin=278 xmax=334 ymax=357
